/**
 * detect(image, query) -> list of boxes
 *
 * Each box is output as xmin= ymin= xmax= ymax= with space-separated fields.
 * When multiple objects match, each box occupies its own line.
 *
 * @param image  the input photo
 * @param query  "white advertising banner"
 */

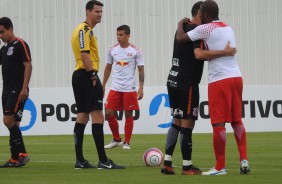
xmin=0 ymin=86 xmax=281 ymax=136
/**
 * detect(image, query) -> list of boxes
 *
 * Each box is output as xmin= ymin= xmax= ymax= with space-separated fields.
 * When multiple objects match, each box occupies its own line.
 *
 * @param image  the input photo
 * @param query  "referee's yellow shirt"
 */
xmin=71 ymin=22 xmax=100 ymax=71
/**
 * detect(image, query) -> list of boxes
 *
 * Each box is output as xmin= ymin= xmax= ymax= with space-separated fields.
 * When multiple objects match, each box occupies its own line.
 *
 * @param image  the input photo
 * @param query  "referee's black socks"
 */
xmin=92 ymin=123 xmax=108 ymax=163
xmin=74 ymin=122 xmax=86 ymax=162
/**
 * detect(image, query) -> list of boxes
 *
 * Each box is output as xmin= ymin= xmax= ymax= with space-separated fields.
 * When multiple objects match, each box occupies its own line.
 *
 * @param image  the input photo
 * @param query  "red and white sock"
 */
xmin=108 ymin=115 xmax=121 ymax=141
xmin=232 ymin=121 xmax=248 ymax=161
xmin=124 ymin=117 xmax=134 ymax=143
xmin=213 ymin=126 xmax=226 ymax=170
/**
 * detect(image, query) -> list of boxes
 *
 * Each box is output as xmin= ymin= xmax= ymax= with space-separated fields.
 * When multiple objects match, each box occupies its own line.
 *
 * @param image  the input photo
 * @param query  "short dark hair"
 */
xmin=191 ymin=1 xmax=203 ymax=17
xmin=0 ymin=17 xmax=13 ymax=30
xmin=86 ymin=0 xmax=103 ymax=11
xmin=117 ymin=25 xmax=130 ymax=35
xmin=200 ymin=0 xmax=219 ymax=19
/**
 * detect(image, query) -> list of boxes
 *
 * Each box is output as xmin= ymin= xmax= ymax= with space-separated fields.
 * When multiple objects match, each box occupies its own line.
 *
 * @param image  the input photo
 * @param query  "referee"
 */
xmin=71 ymin=0 xmax=124 ymax=169
xmin=0 ymin=17 xmax=32 ymax=168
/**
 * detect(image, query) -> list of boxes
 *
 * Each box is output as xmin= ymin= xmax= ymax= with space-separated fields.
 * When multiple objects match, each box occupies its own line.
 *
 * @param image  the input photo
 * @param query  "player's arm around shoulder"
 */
xmin=194 ymin=41 xmax=237 ymax=60
xmin=176 ymin=17 xmax=192 ymax=43
xmin=137 ymin=65 xmax=144 ymax=100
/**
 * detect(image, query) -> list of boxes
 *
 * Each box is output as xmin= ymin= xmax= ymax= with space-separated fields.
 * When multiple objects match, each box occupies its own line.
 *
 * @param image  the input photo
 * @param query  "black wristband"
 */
xmin=88 ymin=70 xmax=97 ymax=80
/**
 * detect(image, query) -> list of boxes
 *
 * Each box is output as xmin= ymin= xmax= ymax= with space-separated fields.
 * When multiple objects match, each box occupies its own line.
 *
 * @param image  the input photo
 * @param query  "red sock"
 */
xmin=213 ymin=126 xmax=226 ymax=170
xmin=231 ymin=121 xmax=248 ymax=161
xmin=108 ymin=115 xmax=120 ymax=141
xmin=124 ymin=117 xmax=134 ymax=143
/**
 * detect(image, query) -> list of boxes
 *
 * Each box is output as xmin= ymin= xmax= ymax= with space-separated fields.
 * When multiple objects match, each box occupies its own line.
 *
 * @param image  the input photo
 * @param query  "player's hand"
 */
xmin=224 ymin=41 xmax=237 ymax=56
xmin=92 ymin=79 xmax=97 ymax=87
xmin=88 ymin=70 xmax=97 ymax=87
xmin=19 ymin=88 xmax=29 ymax=102
xmin=179 ymin=17 xmax=190 ymax=24
xmin=137 ymin=87 xmax=143 ymax=100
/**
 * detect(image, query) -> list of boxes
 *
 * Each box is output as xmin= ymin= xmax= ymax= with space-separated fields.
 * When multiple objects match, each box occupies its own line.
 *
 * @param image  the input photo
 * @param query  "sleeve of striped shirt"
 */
xmin=19 ymin=40 xmax=32 ymax=62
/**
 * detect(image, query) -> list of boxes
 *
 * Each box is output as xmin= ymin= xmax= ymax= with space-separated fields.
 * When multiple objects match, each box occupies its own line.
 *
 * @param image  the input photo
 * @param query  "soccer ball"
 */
xmin=143 ymin=148 xmax=163 ymax=166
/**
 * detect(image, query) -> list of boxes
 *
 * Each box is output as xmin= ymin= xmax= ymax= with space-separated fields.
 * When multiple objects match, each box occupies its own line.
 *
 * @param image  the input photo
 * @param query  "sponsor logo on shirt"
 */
xmin=171 ymin=108 xmax=184 ymax=117
xmin=167 ymin=80 xmax=177 ymax=87
xmin=79 ymin=30 xmax=84 ymax=49
xmin=169 ymin=70 xmax=178 ymax=77
xmin=17 ymin=110 xmax=23 ymax=118
xmin=116 ymin=60 xmax=129 ymax=67
xmin=172 ymin=58 xmax=179 ymax=66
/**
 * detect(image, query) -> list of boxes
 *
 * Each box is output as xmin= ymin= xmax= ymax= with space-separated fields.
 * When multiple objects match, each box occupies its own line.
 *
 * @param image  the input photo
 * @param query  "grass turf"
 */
xmin=0 ymin=132 xmax=281 ymax=184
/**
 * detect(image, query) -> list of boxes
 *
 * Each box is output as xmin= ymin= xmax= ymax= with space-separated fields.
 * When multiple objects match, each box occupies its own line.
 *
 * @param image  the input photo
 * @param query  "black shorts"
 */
xmin=72 ymin=69 xmax=103 ymax=113
xmin=2 ymin=87 xmax=27 ymax=121
xmin=167 ymin=86 xmax=200 ymax=120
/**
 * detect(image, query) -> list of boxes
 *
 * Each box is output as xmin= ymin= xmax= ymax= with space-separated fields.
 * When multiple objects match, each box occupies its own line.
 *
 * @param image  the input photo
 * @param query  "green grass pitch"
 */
xmin=0 ymin=132 xmax=281 ymax=184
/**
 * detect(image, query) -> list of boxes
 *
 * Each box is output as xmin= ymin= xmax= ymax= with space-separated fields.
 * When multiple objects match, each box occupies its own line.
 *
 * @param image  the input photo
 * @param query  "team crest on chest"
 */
xmin=127 ymin=53 xmax=133 ymax=57
xmin=7 ymin=46 xmax=14 ymax=56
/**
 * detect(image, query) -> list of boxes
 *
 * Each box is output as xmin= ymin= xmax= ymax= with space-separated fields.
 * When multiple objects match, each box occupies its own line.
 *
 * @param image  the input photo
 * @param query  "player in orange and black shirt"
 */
xmin=163 ymin=2 xmax=204 ymax=175
xmin=71 ymin=0 xmax=124 ymax=169
xmin=0 ymin=17 xmax=32 ymax=168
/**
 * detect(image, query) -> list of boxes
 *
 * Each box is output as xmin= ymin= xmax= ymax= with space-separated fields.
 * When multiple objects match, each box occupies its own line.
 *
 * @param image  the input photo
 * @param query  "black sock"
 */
xmin=9 ymin=125 xmax=26 ymax=153
xmin=92 ymin=124 xmax=108 ymax=163
xmin=164 ymin=123 xmax=180 ymax=167
xmin=74 ymin=123 xmax=86 ymax=162
xmin=9 ymin=134 xmax=19 ymax=160
xmin=180 ymin=127 xmax=193 ymax=162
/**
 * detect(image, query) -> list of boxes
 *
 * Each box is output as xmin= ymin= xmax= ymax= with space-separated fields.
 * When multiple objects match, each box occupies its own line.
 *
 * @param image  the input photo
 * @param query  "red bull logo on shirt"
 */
xmin=116 ymin=60 xmax=129 ymax=67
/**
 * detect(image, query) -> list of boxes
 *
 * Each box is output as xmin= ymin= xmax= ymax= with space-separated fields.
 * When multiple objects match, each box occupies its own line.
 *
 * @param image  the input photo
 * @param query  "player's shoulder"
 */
xmin=14 ymin=37 xmax=29 ymax=48
xmin=109 ymin=43 xmax=120 ymax=51
xmin=198 ymin=21 xmax=229 ymax=30
xmin=210 ymin=21 xmax=229 ymax=27
xmin=129 ymin=44 xmax=142 ymax=52
xmin=77 ymin=22 xmax=91 ymax=32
